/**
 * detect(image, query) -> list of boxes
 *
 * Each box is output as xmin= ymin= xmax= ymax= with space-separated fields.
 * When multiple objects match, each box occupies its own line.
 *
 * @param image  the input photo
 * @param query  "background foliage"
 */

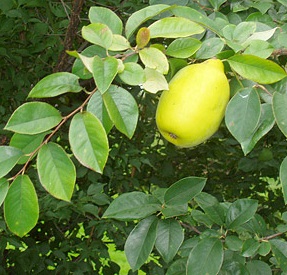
xmin=1 ymin=0 xmax=287 ymax=274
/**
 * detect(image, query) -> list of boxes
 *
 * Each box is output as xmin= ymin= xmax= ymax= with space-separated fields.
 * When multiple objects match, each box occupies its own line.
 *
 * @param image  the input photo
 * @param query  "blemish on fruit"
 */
xmin=169 ymin=133 xmax=177 ymax=139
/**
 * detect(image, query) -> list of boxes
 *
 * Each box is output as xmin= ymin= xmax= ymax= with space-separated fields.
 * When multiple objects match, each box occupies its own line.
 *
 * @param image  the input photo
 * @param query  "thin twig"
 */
xmin=260 ymin=231 xmax=286 ymax=242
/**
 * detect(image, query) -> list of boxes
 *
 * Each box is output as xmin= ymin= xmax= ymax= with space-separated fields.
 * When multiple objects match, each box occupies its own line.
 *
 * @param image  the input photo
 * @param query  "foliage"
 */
xmin=1 ymin=0 xmax=287 ymax=274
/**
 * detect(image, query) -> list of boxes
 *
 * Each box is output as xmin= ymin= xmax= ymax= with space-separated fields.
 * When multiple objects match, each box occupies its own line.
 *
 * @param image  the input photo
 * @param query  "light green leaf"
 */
xmin=244 ymin=40 xmax=274 ymax=59
xmin=88 ymin=6 xmax=123 ymax=34
xmin=125 ymin=4 xmax=171 ymax=39
xmin=4 ymin=175 xmax=39 ymax=237
xmin=166 ymin=37 xmax=201 ymax=58
xmin=28 ymin=72 xmax=82 ymax=98
xmin=125 ymin=216 xmax=158 ymax=271
xmin=82 ymin=23 xmax=113 ymax=49
xmin=109 ymin=34 xmax=131 ymax=51
xmin=155 ymin=219 xmax=184 ymax=263
xmin=270 ymin=239 xmax=287 ymax=272
xmin=69 ymin=112 xmax=109 ymax=174
xmin=195 ymin=37 xmax=224 ymax=59
xmin=280 ymin=156 xmax=287 ymax=204
xmin=103 ymin=192 xmax=161 ymax=220
xmin=148 ymin=17 xmax=204 ymax=38
xmin=142 ymin=68 xmax=168 ymax=93
xmin=87 ymin=92 xmax=113 ymax=134
xmin=273 ymin=91 xmax=287 ymax=137
xmin=243 ymin=27 xmax=278 ymax=48
xmin=10 ymin=132 xmax=48 ymax=164
xmin=233 ymin=22 xmax=256 ymax=43
xmin=225 ymin=87 xmax=261 ymax=144
xmin=103 ymin=85 xmax=139 ymax=138
xmin=208 ymin=0 xmax=227 ymax=10
xmin=187 ymin=237 xmax=223 ymax=275
xmin=37 ymin=142 xmax=76 ymax=201
xmin=164 ymin=177 xmax=206 ymax=206
xmin=227 ymin=54 xmax=287 ymax=84
xmin=4 ymin=102 xmax=62 ymax=135
xmin=0 ymin=146 xmax=23 ymax=178
xmin=246 ymin=260 xmax=272 ymax=275
xmin=139 ymin=47 xmax=169 ymax=74
xmin=0 ymin=178 xmax=9 ymax=207
xmin=226 ymin=198 xmax=258 ymax=229
xmin=92 ymin=56 xmax=118 ymax=94
xmin=118 ymin=62 xmax=146 ymax=86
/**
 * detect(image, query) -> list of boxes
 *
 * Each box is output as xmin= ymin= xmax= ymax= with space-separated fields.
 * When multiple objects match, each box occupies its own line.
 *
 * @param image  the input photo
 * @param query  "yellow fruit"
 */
xmin=156 ymin=59 xmax=230 ymax=148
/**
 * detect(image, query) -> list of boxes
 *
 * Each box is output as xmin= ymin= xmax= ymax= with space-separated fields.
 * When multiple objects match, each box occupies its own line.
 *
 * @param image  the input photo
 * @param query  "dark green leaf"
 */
xmin=273 ymin=91 xmax=287 ymax=137
xmin=280 ymin=156 xmax=287 ymax=204
xmin=166 ymin=258 xmax=187 ymax=275
xmin=246 ymin=260 xmax=272 ymax=275
xmin=225 ymin=235 xmax=243 ymax=251
xmin=270 ymin=239 xmax=287 ymax=272
xmin=241 ymin=238 xmax=260 ymax=257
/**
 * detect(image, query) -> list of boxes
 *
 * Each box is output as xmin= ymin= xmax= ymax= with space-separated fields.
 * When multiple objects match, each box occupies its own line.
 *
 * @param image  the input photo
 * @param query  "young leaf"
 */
xmin=103 ymin=85 xmax=139 ymax=139
xmin=270 ymin=239 xmax=287 ymax=272
xmin=166 ymin=37 xmax=202 ymax=58
xmin=28 ymin=72 xmax=82 ymax=98
xmin=103 ymin=192 xmax=161 ymax=220
xmin=37 ymin=142 xmax=76 ymax=201
xmin=136 ymin=27 xmax=150 ymax=49
xmin=92 ymin=56 xmax=118 ymax=94
xmin=5 ymin=102 xmax=62 ymax=135
xmin=118 ymin=62 xmax=146 ymax=86
xmin=280 ymin=156 xmax=287 ymax=204
xmin=125 ymin=4 xmax=171 ymax=39
xmin=226 ymin=199 xmax=258 ymax=229
xmin=273 ymin=91 xmax=287 ymax=137
xmin=155 ymin=219 xmax=184 ymax=263
xmin=139 ymin=47 xmax=169 ymax=74
xmin=195 ymin=37 xmax=224 ymax=59
xmin=69 ymin=112 xmax=109 ymax=174
xmin=148 ymin=17 xmax=204 ymax=38
xmin=4 ymin=175 xmax=39 ymax=237
xmin=187 ymin=237 xmax=223 ymax=275
xmin=0 ymin=178 xmax=9 ymax=207
xmin=125 ymin=216 xmax=158 ymax=271
xmin=164 ymin=177 xmax=207 ymax=206
xmin=82 ymin=23 xmax=113 ymax=49
xmin=227 ymin=54 xmax=287 ymax=84
xmin=0 ymin=146 xmax=23 ymax=178
xmin=225 ymin=87 xmax=261 ymax=145
xmin=88 ymin=6 xmax=123 ymax=34
xmin=142 ymin=67 xmax=169 ymax=93
xmin=87 ymin=92 xmax=114 ymax=134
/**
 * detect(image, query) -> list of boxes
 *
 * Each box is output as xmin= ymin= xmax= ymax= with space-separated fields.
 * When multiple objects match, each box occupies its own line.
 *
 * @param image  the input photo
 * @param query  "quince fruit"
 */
xmin=156 ymin=59 xmax=230 ymax=148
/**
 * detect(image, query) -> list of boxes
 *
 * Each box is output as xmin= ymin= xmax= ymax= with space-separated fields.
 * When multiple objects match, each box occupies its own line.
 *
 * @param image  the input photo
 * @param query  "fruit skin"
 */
xmin=156 ymin=59 xmax=230 ymax=148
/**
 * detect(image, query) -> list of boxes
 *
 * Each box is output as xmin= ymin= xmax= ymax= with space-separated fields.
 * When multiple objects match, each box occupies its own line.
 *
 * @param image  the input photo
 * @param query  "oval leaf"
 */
xmin=164 ymin=177 xmax=207 ymax=206
xmin=69 ymin=112 xmax=109 ymax=174
xmin=109 ymin=34 xmax=131 ymax=51
xmin=148 ymin=17 xmax=204 ymax=38
xmin=142 ymin=68 xmax=169 ymax=93
xmin=37 ymin=142 xmax=76 ymax=201
xmin=246 ymin=260 xmax=272 ymax=275
xmin=273 ymin=91 xmax=287 ymax=137
xmin=118 ymin=62 xmax=146 ymax=86
xmin=0 ymin=146 xmax=23 ymax=178
xmin=103 ymin=85 xmax=139 ymax=139
xmin=195 ymin=37 xmax=224 ymax=59
xmin=4 ymin=175 xmax=39 ymax=237
xmin=28 ymin=72 xmax=82 ymax=98
xmin=166 ymin=37 xmax=202 ymax=58
xmin=5 ymin=102 xmax=62 ymax=135
xmin=227 ymin=54 xmax=287 ymax=84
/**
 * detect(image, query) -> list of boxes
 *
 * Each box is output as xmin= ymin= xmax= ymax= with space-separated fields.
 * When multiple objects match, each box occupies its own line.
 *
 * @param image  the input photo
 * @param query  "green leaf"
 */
xmin=103 ymin=192 xmax=161 ymax=220
xmin=241 ymin=238 xmax=260 ymax=257
xmin=226 ymin=199 xmax=258 ymax=229
xmin=82 ymin=23 xmax=113 ymax=49
xmin=142 ymin=68 xmax=169 ymax=93
xmin=103 ymin=85 xmax=139 ymax=139
xmin=246 ymin=260 xmax=272 ymax=275
xmin=92 ymin=56 xmax=119 ymax=94
xmin=225 ymin=87 xmax=261 ymax=145
xmin=273 ymin=91 xmax=287 ymax=137
xmin=195 ymin=37 xmax=224 ymax=59
xmin=0 ymin=146 xmax=23 ymax=178
xmin=270 ymin=239 xmax=287 ymax=272
xmin=109 ymin=34 xmax=131 ymax=51
xmin=241 ymin=103 xmax=275 ymax=155
xmin=280 ymin=156 xmax=287 ymax=204
xmin=88 ymin=6 xmax=123 ymax=34
xmin=166 ymin=37 xmax=202 ymax=58
xmin=233 ymin=22 xmax=256 ymax=43
xmin=125 ymin=4 xmax=171 ymax=39
xmin=227 ymin=54 xmax=287 ymax=84
xmin=187 ymin=237 xmax=223 ymax=275
xmin=87 ymin=92 xmax=113 ymax=134
xmin=225 ymin=235 xmax=243 ymax=251
xmin=10 ymin=132 xmax=48 ymax=164
xmin=4 ymin=175 xmax=39 ymax=237
xmin=0 ymin=178 xmax=9 ymax=207
xmin=4 ymin=102 xmax=62 ymax=135
xmin=28 ymin=72 xmax=82 ymax=98
xmin=37 ymin=142 xmax=76 ymax=201
xmin=118 ymin=62 xmax=146 ymax=86
xmin=244 ymin=40 xmax=274 ymax=59
xmin=258 ymin=241 xmax=271 ymax=256
xmin=161 ymin=203 xmax=188 ymax=218
xmin=164 ymin=177 xmax=207 ymax=206
xmin=155 ymin=219 xmax=184 ymax=263
xmin=166 ymin=258 xmax=187 ymax=275
xmin=136 ymin=27 xmax=150 ymax=49
xmin=139 ymin=47 xmax=169 ymax=74
xmin=125 ymin=216 xmax=158 ymax=271
xmin=148 ymin=17 xmax=204 ymax=38
xmin=208 ymin=0 xmax=227 ymax=10
xmin=69 ymin=112 xmax=109 ymax=174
